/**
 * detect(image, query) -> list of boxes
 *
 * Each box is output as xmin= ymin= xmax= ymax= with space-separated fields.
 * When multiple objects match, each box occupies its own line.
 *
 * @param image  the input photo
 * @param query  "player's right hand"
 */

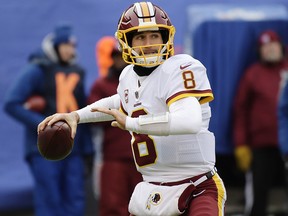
xmin=37 ymin=112 xmax=80 ymax=139
xmin=91 ymin=107 xmax=127 ymax=130
xmin=235 ymin=145 xmax=252 ymax=172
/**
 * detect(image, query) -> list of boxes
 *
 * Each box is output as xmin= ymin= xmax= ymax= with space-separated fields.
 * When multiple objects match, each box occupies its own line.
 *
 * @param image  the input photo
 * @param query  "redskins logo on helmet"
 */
xmin=115 ymin=2 xmax=175 ymax=67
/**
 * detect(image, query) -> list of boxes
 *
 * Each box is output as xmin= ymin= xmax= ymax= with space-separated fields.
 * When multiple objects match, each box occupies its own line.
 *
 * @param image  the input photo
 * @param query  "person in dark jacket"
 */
xmin=233 ymin=30 xmax=287 ymax=216
xmin=4 ymin=24 xmax=94 ymax=216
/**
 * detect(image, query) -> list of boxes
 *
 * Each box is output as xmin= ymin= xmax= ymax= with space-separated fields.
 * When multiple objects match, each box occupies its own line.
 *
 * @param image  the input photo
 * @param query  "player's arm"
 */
xmin=76 ymin=94 xmax=120 ymax=123
xmin=38 ymin=94 xmax=120 ymax=138
xmin=94 ymin=96 xmax=202 ymax=136
xmin=126 ymin=96 xmax=202 ymax=135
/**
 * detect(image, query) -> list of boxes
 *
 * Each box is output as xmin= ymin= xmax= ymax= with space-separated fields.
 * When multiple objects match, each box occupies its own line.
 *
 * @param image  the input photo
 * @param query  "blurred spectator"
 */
xmin=95 ymin=36 xmax=117 ymax=78
xmin=3 ymin=24 xmax=94 ymax=216
xmin=88 ymin=36 xmax=142 ymax=216
xmin=233 ymin=30 xmax=287 ymax=216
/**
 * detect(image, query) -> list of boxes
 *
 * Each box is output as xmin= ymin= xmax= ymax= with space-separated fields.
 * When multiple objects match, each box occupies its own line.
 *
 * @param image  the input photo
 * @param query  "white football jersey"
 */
xmin=117 ymin=54 xmax=215 ymax=182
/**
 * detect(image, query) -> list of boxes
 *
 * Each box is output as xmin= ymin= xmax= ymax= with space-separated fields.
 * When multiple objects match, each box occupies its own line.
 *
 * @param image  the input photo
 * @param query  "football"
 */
xmin=24 ymin=95 xmax=46 ymax=113
xmin=37 ymin=121 xmax=74 ymax=160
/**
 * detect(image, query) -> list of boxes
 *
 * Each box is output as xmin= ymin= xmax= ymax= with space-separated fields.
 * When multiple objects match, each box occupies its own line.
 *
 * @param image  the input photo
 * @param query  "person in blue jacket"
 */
xmin=4 ymin=24 xmax=94 ymax=216
xmin=278 ymin=72 xmax=288 ymax=191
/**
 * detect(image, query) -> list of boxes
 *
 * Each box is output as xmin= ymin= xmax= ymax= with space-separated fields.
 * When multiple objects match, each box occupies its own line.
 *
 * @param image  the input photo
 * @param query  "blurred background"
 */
xmin=1 ymin=0 xmax=288 ymax=215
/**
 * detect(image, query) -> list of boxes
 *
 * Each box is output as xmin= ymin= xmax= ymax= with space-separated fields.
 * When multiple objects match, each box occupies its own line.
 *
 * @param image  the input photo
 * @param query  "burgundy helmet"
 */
xmin=115 ymin=2 xmax=175 ymax=67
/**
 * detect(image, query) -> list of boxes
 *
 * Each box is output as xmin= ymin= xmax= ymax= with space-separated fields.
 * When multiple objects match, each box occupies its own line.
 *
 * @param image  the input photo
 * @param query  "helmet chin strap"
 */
xmin=132 ymin=45 xmax=167 ymax=68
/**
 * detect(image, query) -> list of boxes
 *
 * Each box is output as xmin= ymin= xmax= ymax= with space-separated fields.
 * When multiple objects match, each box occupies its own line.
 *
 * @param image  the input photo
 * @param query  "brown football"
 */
xmin=37 ymin=121 xmax=74 ymax=160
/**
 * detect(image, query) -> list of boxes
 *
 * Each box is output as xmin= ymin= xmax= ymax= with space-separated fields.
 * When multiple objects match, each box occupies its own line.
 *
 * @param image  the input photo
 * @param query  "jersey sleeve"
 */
xmin=163 ymin=54 xmax=214 ymax=107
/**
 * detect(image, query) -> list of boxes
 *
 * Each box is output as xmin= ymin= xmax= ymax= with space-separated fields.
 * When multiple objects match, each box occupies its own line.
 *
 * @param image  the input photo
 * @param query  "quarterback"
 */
xmin=38 ymin=2 xmax=226 ymax=216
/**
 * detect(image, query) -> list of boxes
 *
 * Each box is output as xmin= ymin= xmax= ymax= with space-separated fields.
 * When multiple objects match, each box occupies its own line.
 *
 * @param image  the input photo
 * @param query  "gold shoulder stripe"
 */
xmin=166 ymin=90 xmax=214 ymax=107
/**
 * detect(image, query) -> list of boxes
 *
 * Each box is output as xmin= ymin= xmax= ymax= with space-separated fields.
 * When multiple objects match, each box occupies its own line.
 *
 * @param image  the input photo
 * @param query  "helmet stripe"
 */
xmin=134 ymin=3 xmax=143 ymax=16
xmin=147 ymin=2 xmax=156 ymax=23
xmin=139 ymin=2 xmax=151 ymax=22
xmin=134 ymin=3 xmax=144 ymax=25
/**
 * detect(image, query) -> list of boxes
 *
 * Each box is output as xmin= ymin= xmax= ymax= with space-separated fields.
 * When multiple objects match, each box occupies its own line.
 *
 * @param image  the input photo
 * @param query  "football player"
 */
xmin=38 ymin=2 xmax=226 ymax=216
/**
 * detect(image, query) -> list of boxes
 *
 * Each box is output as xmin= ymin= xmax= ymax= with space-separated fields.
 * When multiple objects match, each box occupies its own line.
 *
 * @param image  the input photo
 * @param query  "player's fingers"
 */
xmin=37 ymin=122 xmax=44 ymax=133
xmin=37 ymin=123 xmax=44 ymax=133
xmin=70 ymin=124 xmax=77 ymax=139
xmin=47 ymin=114 xmax=62 ymax=126
xmin=111 ymin=121 xmax=125 ymax=130
xmin=38 ymin=115 xmax=54 ymax=133
xmin=67 ymin=112 xmax=79 ymax=139
xmin=111 ymin=121 xmax=118 ymax=127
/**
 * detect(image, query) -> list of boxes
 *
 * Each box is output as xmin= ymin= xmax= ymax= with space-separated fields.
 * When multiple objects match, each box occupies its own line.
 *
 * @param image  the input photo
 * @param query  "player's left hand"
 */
xmin=91 ymin=107 xmax=127 ymax=130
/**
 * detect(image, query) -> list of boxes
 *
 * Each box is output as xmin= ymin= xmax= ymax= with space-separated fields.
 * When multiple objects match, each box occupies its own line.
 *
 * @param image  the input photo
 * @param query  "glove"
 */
xmin=235 ymin=145 xmax=252 ymax=172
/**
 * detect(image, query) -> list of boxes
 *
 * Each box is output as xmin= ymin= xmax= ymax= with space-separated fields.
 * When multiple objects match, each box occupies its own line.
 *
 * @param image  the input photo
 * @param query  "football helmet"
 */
xmin=115 ymin=2 xmax=175 ymax=67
